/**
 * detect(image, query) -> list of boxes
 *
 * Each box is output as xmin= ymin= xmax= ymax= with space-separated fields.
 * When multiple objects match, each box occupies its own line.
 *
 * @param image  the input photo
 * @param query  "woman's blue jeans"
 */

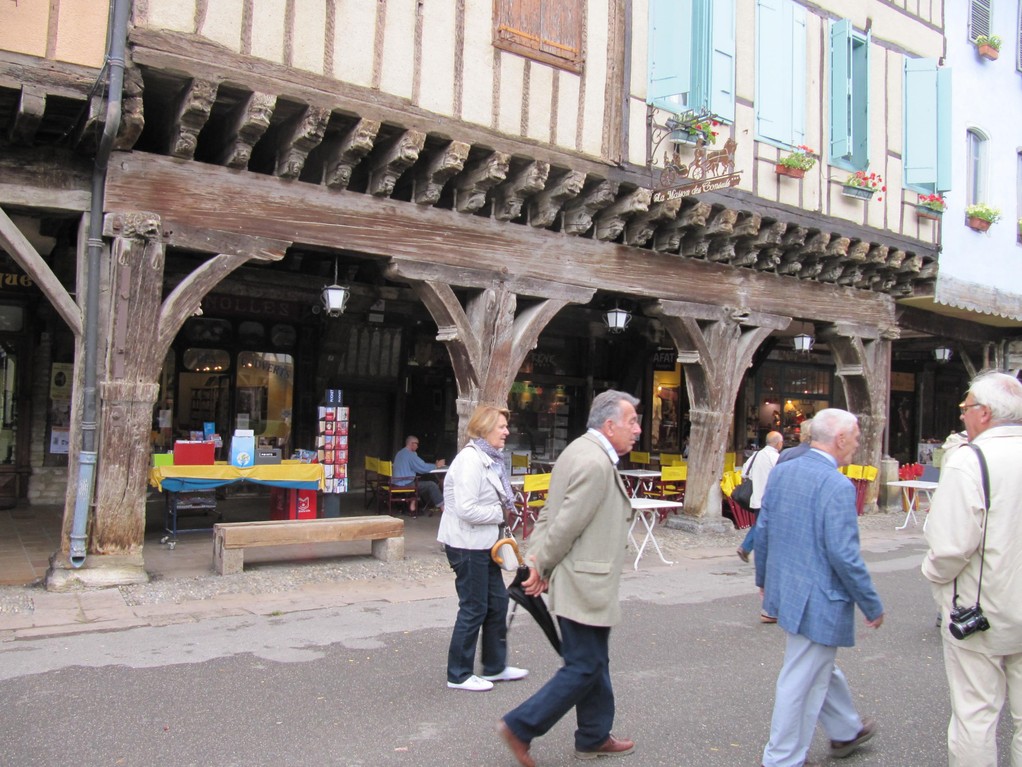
xmin=444 ymin=545 xmax=509 ymax=683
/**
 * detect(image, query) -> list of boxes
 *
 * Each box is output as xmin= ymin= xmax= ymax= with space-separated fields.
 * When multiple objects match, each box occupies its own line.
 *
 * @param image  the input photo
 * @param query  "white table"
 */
xmin=618 ymin=469 xmax=661 ymax=498
xmin=628 ymin=498 xmax=682 ymax=569
xmin=888 ymin=480 xmax=938 ymax=530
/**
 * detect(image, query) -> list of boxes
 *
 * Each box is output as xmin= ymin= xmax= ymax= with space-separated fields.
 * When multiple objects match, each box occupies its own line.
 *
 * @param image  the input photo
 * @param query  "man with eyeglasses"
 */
xmin=923 ymin=370 xmax=1022 ymax=766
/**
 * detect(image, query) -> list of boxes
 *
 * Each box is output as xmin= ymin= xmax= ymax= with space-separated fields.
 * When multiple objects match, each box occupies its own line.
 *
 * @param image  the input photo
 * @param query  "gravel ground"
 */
xmin=0 ymin=512 xmax=905 ymax=615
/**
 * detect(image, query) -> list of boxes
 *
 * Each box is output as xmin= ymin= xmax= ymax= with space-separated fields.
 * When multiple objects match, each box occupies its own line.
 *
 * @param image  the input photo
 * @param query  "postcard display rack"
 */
xmin=317 ymin=405 xmax=349 ymax=495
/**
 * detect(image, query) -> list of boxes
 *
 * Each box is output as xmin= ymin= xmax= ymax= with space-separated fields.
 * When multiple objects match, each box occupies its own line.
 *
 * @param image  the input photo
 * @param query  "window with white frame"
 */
xmin=903 ymin=59 xmax=952 ymax=193
xmin=968 ymin=0 xmax=992 ymax=42
xmin=966 ymin=128 xmax=988 ymax=207
xmin=648 ymin=0 xmax=735 ymax=122
xmin=755 ymin=0 xmax=806 ymax=147
xmin=829 ymin=19 xmax=870 ymax=171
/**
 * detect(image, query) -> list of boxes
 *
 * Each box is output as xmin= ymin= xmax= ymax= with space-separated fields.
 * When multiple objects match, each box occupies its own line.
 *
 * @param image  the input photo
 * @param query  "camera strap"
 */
xmin=952 ymin=443 xmax=990 ymax=608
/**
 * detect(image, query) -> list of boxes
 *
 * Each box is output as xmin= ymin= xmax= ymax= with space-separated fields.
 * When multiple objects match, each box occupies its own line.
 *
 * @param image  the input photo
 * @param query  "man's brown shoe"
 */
xmin=575 ymin=735 xmax=635 ymax=760
xmin=498 ymin=720 xmax=535 ymax=767
xmin=830 ymin=717 xmax=876 ymax=758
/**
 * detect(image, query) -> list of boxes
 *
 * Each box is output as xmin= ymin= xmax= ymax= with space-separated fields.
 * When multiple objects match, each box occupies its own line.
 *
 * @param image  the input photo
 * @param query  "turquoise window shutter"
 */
xmin=904 ymin=59 xmax=937 ymax=187
xmin=935 ymin=66 xmax=952 ymax=192
xmin=829 ymin=18 xmax=852 ymax=160
xmin=690 ymin=0 xmax=711 ymax=111
xmin=756 ymin=0 xmax=805 ymax=144
xmin=709 ymin=0 xmax=736 ymax=122
xmin=648 ymin=0 xmax=692 ymax=108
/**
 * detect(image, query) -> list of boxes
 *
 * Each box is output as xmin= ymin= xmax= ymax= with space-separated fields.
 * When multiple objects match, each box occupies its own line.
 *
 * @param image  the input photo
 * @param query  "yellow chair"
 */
xmin=364 ymin=456 xmax=380 ymax=508
xmin=651 ymin=465 xmax=687 ymax=508
xmin=724 ymin=452 xmax=736 ymax=473
xmin=659 ymin=453 xmax=683 ymax=467
xmin=376 ymin=460 xmax=419 ymax=516
xmin=511 ymin=453 xmax=530 ymax=475
xmin=628 ymin=451 xmax=651 ymax=468
xmin=511 ymin=473 xmax=551 ymax=539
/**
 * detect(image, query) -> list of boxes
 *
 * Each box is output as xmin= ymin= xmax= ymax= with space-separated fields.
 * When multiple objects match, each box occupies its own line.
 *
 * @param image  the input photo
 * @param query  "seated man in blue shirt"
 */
xmin=393 ymin=435 xmax=446 ymax=513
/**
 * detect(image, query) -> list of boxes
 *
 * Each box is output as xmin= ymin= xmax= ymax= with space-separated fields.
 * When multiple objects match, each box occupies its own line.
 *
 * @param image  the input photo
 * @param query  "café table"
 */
xmin=888 ymin=479 xmax=939 ymax=530
xmin=628 ymin=497 xmax=682 ymax=569
xmin=429 ymin=466 xmax=448 ymax=490
xmin=617 ymin=469 xmax=662 ymax=498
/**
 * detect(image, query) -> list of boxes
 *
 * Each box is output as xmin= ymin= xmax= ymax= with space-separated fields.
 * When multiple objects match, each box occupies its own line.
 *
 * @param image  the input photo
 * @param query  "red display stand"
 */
xmin=270 ymin=488 xmax=319 ymax=520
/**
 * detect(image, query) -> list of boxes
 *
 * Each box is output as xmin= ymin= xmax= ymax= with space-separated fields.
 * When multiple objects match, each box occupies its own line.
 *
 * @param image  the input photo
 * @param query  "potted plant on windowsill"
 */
xmin=841 ymin=170 xmax=885 ymax=201
xmin=975 ymin=34 xmax=1001 ymax=60
xmin=667 ymin=113 xmax=720 ymax=146
xmin=965 ymin=203 xmax=1001 ymax=232
xmin=775 ymin=145 xmax=817 ymax=179
xmin=916 ymin=193 xmax=946 ymax=221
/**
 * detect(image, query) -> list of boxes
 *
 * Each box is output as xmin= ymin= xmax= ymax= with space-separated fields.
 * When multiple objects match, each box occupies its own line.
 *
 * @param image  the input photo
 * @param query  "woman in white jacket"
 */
xmin=438 ymin=405 xmax=528 ymax=692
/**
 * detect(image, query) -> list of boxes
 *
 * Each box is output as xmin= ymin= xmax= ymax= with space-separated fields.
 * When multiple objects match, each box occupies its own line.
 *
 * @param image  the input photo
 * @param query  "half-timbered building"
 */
xmin=1 ymin=0 xmax=1018 ymax=586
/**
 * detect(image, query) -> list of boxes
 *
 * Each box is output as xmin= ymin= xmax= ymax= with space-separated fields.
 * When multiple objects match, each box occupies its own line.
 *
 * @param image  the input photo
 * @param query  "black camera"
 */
xmin=948 ymin=603 xmax=990 ymax=640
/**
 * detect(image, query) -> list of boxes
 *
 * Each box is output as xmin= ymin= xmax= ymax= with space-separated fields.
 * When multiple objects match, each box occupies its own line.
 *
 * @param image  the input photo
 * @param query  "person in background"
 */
xmin=393 ymin=435 xmax=446 ymax=514
xmin=498 ymin=390 xmax=640 ymax=767
xmin=437 ymin=406 xmax=527 ymax=692
xmin=922 ymin=371 xmax=1022 ymax=766
xmin=755 ymin=408 xmax=883 ymax=767
xmin=736 ymin=430 xmax=783 ymax=564
xmin=777 ymin=417 xmax=813 ymax=464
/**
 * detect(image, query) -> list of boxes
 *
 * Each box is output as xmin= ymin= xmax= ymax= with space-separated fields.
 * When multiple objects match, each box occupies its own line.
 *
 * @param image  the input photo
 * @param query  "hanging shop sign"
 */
xmin=651 ymin=137 xmax=742 ymax=204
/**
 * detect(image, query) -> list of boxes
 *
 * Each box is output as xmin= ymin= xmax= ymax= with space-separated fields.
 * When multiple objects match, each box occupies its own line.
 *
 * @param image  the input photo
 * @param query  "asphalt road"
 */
xmin=0 ymin=538 xmax=1013 ymax=766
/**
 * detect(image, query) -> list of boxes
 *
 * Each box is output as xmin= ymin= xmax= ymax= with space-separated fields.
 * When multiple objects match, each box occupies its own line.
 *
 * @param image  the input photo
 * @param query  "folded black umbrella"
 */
xmin=506 ymin=565 xmax=561 ymax=655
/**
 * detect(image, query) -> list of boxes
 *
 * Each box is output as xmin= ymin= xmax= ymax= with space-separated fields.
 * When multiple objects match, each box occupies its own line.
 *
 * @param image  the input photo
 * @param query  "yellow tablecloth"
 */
xmin=149 ymin=462 xmax=325 ymax=492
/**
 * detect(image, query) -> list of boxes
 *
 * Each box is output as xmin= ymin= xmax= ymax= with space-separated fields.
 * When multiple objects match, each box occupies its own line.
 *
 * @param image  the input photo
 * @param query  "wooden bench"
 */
xmin=212 ymin=515 xmax=405 ymax=575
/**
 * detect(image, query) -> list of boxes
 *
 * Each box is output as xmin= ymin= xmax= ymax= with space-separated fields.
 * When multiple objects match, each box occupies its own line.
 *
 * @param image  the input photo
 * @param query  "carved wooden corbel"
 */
xmin=9 ymin=86 xmax=45 ymax=146
xmin=218 ymin=92 xmax=277 ymax=169
xmin=624 ymin=196 xmax=682 ymax=247
xmin=169 ymin=79 xmax=219 ymax=160
xmin=453 ymin=151 xmax=510 ymax=213
xmin=562 ymin=180 xmax=618 ymax=236
xmin=594 ymin=187 xmax=650 ymax=241
xmin=412 ymin=140 xmax=470 ymax=205
xmin=528 ymin=169 xmax=585 ymax=228
xmin=275 ymin=105 xmax=331 ymax=179
xmin=492 ymin=161 xmax=550 ymax=221
xmin=323 ymin=118 xmax=380 ymax=188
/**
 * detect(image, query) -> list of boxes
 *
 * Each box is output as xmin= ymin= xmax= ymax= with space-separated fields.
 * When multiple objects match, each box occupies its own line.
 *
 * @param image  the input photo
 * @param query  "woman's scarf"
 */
xmin=472 ymin=438 xmax=516 ymax=513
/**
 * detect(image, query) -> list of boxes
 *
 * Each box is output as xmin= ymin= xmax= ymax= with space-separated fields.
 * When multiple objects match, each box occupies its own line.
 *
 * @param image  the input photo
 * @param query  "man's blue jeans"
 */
xmin=740 ymin=508 xmax=760 ymax=553
xmin=502 ymin=617 xmax=614 ymax=751
xmin=444 ymin=545 xmax=508 ymax=683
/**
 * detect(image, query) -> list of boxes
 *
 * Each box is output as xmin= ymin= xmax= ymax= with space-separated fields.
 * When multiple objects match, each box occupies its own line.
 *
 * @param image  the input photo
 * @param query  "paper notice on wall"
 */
xmin=50 ymin=427 xmax=70 ymax=454
xmin=50 ymin=363 xmax=73 ymax=400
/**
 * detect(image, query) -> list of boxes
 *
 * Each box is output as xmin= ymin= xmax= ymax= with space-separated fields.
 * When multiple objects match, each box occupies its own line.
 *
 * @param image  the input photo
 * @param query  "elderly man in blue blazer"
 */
xmin=754 ymin=408 xmax=884 ymax=767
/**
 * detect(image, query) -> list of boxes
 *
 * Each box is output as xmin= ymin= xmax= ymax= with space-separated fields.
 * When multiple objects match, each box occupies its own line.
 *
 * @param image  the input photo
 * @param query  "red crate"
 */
xmin=270 ymin=488 xmax=319 ymax=520
xmin=173 ymin=440 xmax=215 ymax=465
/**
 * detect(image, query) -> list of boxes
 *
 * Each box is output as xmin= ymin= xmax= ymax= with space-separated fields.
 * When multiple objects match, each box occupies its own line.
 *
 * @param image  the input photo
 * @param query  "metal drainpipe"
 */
xmin=69 ymin=0 xmax=131 ymax=567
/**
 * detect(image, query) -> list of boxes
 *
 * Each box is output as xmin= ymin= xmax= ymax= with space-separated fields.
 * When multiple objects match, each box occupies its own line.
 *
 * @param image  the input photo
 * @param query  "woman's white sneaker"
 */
xmin=482 ymin=666 xmax=529 ymax=682
xmin=447 ymin=675 xmax=494 ymax=691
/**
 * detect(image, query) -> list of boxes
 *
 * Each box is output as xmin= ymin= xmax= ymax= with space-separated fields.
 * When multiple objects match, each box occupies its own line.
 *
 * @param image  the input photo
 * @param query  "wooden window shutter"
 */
xmin=494 ymin=0 xmax=584 ymax=74
xmin=829 ymin=18 xmax=852 ymax=161
xmin=1017 ymin=3 xmax=1022 ymax=71
xmin=755 ymin=0 xmax=806 ymax=146
xmin=968 ymin=0 xmax=991 ymax=41
xmin=648 ymin=0 xmax=693 ymax=108
xmin=707 ymin=0 xmax=736 ymax=122
xmin=903 ymin=59 xmax=939 ymax=188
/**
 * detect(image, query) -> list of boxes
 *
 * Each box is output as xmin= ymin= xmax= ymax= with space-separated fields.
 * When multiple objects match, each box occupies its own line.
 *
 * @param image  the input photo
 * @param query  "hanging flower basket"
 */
xmin=974 ymin=35 xmax=1002 ymax=60
xmin=842 ymin=184 xmax=875 ymax=200
xmin=668 ymin=128 xmax=700 ymax=145
xmin=978 ymin=44 xmax=999 ymax=60
xmin=967 ymin=216 xmax=992 ymax=232
xmin=915 ymin=205 xmax=942 ymax=221
xmin=776 ymin=164 xmax=806 ymax=179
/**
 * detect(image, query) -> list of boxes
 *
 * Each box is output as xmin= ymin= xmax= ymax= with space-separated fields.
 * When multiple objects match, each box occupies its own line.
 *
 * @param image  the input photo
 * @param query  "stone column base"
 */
xmin=664 ymin=513 xmax=731 ymax=535
xmin=45 ymin=552 xmax=149 ymax=592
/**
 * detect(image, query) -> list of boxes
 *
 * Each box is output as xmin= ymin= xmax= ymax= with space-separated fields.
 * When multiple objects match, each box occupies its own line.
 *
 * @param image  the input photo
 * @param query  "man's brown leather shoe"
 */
xmin=575 ymin=735 xmax=635 ymax=760
xmin=830 ymin=717 xmax=876 ymax=758
xmin=498 ymin=720 xmax=535 ymax=767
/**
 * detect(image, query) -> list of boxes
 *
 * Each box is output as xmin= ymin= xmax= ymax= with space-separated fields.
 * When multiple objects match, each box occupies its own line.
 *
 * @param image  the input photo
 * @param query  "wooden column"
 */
xmin=47 ymin=211 xmax=290 ymax=589
xmin=821 ymin=323 xmax=895 ymax=511
xmin=388 ymin=260 xmax=594 ymax=448
xmin=653 ymin=301 xmax=790 ymax=525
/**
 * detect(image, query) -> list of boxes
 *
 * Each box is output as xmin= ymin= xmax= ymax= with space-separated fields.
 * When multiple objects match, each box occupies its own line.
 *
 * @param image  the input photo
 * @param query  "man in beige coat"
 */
xmin=498 ymin=390 xmax=640 ymax=767
xmin=923 ymin=371 xmax=1022 ymax=767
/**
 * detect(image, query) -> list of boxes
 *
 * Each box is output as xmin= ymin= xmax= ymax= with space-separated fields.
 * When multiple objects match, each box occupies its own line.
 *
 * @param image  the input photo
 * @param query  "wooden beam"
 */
xmin=9 ymin=86 xmax=46 ymax=146
xmin=0 ymin=206 xmax=82 ymax=335
xmin=103 ymin=218 xmax=290 ymax=261
xmin=0 ymin=147 xmax=92 ymax=212
xmin=386 ymin=259 xmax=595 ymax=303
xmin=896 ymin=305 xmax=1012 ymax=344
xmin=104 ymin=152 xmax=899 ymax=329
